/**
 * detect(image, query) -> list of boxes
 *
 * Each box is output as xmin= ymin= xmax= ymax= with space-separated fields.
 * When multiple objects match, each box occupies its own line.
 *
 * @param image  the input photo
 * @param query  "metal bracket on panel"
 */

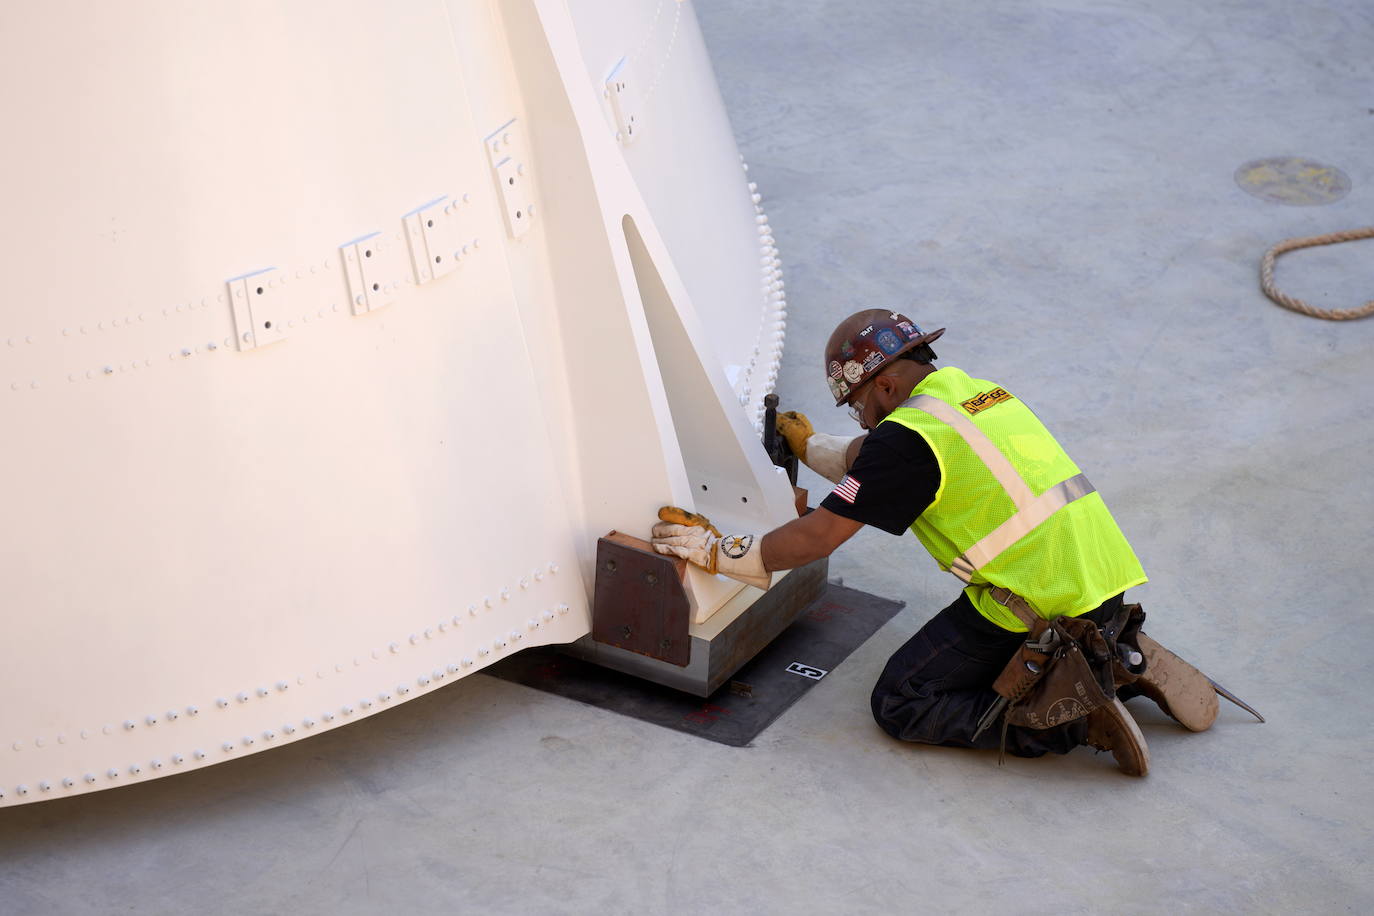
xmin=402 ymin=196 xmax=465 ymax=285
xmin=605 ymin=56 xmax=642 ymax=145
xmin=226 ymin=268 xmax=287 ymax=352
xmin=484 ymin=119 xmax=536 ymax=239
xmin=340 ymin=232 xmax=406 ymax=315
xmin=591 ymin=532 xmax=690 ymax=667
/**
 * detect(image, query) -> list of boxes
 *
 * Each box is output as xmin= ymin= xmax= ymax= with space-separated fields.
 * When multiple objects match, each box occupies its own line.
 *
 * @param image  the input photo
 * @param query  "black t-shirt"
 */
xmin=820 ymin=420 xmax=941 ymax=535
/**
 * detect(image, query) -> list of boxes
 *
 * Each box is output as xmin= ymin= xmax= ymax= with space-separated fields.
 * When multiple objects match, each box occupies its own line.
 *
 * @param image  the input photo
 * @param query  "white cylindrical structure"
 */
xmin=0 ymin=0 xmax=792 ymax=806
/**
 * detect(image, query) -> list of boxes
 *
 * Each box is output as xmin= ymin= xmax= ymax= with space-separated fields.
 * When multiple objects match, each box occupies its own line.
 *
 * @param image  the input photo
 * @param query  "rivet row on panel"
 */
xmin=5 ymin=574 xmax=573 ymax=798
xmin=735 ymin=167 xmax=786 ymax=433
xmin=13 ymin=186 xmax=482 ymax=388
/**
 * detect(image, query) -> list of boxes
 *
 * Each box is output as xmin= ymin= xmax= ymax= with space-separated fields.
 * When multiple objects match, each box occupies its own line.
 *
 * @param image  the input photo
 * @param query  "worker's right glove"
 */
xmin=651 ymin=506 xmax=771 ymax=590
xmin=775 ymin=410 xmax=856 ymax=484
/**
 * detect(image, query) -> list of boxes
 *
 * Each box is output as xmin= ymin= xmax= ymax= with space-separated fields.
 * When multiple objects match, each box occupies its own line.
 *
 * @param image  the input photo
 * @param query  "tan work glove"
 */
xmin=776 ymin=411 xmax=815 ymax=460
xmin=775 ymin=410 xmax=855 ymax=484
xmin=651 ymin=506 xmax=770 ymax=590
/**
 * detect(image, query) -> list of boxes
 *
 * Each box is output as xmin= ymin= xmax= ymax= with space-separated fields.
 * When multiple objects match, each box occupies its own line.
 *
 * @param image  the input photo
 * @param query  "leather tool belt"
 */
xmin=973 ymin=588 xmax=1120 ymax=750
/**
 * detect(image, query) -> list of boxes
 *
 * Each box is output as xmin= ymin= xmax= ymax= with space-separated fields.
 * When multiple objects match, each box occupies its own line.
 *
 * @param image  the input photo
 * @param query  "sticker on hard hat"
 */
xmin=842 ymin=360 xmax=864 ymax=383
xmin=876 ymin=329 xmax=903 ymax=354
xmin=840 ymin=340 xmax=855 ymax=359
xmin=828 ymin=377 xmax=849 ymax=400
xmin=858 ymin=325 xmax=874 ymax=337
xmin=961 ymin=388 xmax=1014 ymax=415
xmin=828 ymin=360 xmax=843 ymax=380
xmin=896 ymin=320 xmax=919 ymax=339
xmin=861 ymin=351 xmax=885 ymax=372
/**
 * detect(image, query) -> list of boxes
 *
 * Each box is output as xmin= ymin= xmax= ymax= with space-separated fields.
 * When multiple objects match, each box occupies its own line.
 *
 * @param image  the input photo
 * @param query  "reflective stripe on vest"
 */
xmin=900 ymin=394 xmax=1098 ymax=583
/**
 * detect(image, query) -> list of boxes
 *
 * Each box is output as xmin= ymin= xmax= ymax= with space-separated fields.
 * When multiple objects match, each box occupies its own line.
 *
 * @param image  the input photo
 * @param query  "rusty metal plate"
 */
xmin=488 ymin=580 xmax=905 ymax=745
xmin=1235 ymin=157 xmax=1351 ymax=206
xmin=591 ymin=532 xmax=691 ymax=666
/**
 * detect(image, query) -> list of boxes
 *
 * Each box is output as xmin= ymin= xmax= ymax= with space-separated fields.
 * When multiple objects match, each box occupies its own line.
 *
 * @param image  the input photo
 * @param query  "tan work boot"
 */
xmin=1134 ymin=634 xmax=1218 ymax=732
xmin=1084 ymin=697 xmax=1150 ymax=777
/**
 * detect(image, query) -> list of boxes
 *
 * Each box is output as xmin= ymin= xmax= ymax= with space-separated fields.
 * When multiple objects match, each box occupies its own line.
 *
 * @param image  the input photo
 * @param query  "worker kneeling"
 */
xmin=653 ymin=310 xmax=1252 ymax=777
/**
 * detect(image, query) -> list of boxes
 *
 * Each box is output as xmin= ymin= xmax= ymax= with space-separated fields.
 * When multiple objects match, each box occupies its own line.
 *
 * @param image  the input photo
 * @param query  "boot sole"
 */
xmin=1098 ymin=697 xmax=1150 ymax=777
xmin=1137 ymin=634 xmax=1219 ymax=732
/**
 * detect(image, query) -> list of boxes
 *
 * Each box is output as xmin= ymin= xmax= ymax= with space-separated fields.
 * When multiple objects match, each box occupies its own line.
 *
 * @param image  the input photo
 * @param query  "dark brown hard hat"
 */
xmin=823 ymin=309 xmax=945 ymax=405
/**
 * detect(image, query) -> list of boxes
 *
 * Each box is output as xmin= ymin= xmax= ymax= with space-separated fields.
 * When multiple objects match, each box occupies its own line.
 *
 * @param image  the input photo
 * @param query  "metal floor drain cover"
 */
xmin=1235 ymin=157 xmax=1351 ymax=205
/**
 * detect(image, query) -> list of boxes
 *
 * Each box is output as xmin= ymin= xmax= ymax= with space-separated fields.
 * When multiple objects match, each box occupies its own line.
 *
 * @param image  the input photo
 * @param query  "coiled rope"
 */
xmin=1260 ymin=227 xmax=1374 ymax=320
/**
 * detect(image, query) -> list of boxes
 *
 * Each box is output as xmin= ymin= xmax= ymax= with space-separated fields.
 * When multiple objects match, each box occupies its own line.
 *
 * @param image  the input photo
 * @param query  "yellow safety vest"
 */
xmin=881 ymin=367 xmax=1147 ymax=631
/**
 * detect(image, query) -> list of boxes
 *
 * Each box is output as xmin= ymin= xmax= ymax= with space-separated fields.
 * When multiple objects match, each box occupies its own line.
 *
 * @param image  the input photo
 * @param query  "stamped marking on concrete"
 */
xmin=1235 ymin=157 xmax=1351 ymax=205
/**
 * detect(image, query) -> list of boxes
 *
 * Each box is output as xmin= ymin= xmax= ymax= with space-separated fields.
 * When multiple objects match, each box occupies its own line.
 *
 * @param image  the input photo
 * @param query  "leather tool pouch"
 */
xmin=980 ymin=594 xmax=1118 ymax=757
xmin=1002 ymin=615 xmax=1114 ymax=729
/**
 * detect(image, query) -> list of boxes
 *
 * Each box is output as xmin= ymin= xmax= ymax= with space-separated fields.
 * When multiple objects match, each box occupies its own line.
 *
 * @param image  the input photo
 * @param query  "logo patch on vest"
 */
xmin=961 ymin=387 xmax=1014 ymax=415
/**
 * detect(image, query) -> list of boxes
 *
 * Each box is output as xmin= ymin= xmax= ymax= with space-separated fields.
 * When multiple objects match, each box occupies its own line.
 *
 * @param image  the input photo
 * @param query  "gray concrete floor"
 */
xmin=4 ymin=1 xmax=1373 ymax=912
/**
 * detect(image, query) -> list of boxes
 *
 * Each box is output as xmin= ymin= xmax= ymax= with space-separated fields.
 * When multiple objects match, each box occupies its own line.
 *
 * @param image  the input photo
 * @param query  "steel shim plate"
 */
xmin=591 ymin=533 xmax=691 ymax=667
xmin=492 ymin=579 xmax=903 ymax=744
xmin=570 ymin=557 xmax=830 ymax=696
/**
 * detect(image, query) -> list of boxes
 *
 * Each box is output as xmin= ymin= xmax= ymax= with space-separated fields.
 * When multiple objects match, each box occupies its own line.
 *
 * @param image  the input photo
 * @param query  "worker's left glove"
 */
xmin=651 ymin=506 xmax=771 ymax=590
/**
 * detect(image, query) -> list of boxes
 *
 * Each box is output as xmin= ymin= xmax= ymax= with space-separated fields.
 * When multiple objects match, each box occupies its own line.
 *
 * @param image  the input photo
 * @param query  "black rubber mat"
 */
xmin=485 ymin=583 xmax=904 ymax=747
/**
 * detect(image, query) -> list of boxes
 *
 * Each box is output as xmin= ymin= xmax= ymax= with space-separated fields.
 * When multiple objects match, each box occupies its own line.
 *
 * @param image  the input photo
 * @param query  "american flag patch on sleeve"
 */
xmin=832 ymin=474 xmax=861 ymax=504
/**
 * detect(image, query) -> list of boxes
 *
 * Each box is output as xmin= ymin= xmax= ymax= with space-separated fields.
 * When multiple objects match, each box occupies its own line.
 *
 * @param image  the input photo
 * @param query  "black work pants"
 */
xmin=870 ymin=591 xmax=1123 ymax=757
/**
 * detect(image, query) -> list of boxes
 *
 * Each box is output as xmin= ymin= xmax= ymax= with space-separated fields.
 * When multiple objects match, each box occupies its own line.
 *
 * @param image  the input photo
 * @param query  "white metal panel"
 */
xmin=565 ymin=0 xmax=788 ymax=431
xmin=0 ymin=0 xmax=791 ymax=806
